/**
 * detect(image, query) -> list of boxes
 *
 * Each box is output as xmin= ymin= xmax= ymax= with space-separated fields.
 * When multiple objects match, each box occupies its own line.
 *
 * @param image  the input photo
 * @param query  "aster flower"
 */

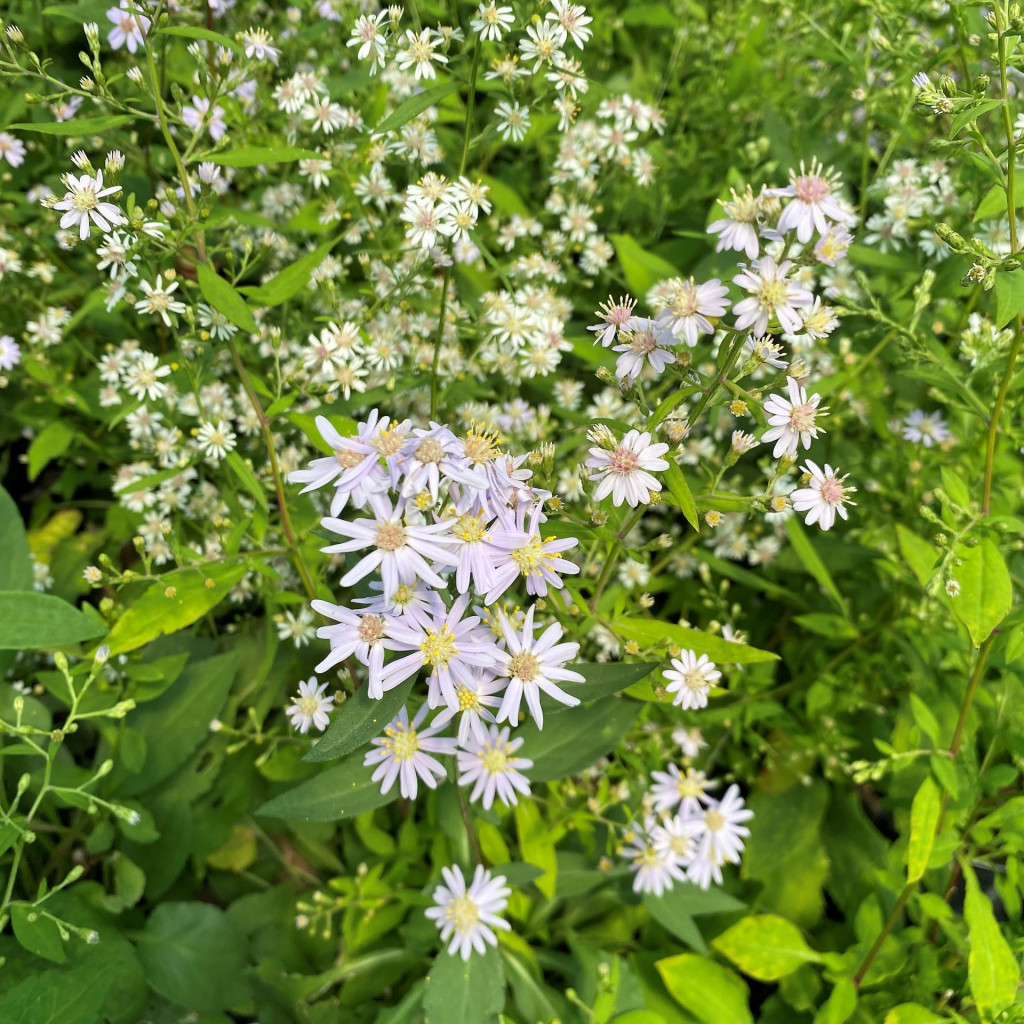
xmin=494 ymin=605 xmax=584 ymax=729
xmin=546 ymin=0 xmax=593 ymax=48
xmin=663 ymin=650 xmax=721 ymax=711
xmin=395 ymin=28 xmax=449 ymax=80
xmin=430 ymin=669 xmax=506 ymax=745
xmin=106 ymin=0 xmax=150 ymax=53
xmin=196 ymin=419 xmax=237 ymax=461
xmin=791 ymin=461 xmax=855 ymax=531
xmin=657 ymin=277 xmax=729 ymax=347
xmin=401 ymin=423 xmax=486 ymax=502
xmin=622 ymin=817 xmax=687 ymax=896
xmin=182 ymin=96 xmax=227 ymax=141
xmin=457 ymin=724 xmax=533 ymax=810
xmin=495 ymin=101 xmax=531 ymax=142
xmin=586 ymin=429 xmax=670 ymax=508
xmin=691 ymin=784 xmax=753 ymax=872
xmin=485 ymin=503 xmax=579 ymax=604
xmin=650 ymin=764 xmax=718 ymax=817
xmin=0 ymin=132 xmax=26 ymax=168
xmin=378 ymin=594 xmax=498 ymax=710
xmin=613 ymin=318 xmax=677 ymax=381
xmin=353 ymin=580 xmax=446 ymax=632
xmin=708 ymin=186 xmax=761 ymax=259
xmin=348 ymin=12 xmax=388 ymax=71
xmin=135 ymin=274 xmax=186 ymax=326
xmin=285 ymin=677 xmax=335 ymax=734
xmin=773 ymin=159 xmax=855 ymax=243
xmin=53 ymin=170 xmax=125 ymax=241
xmin=321 ymin=497 xmax=460 ymax=599
xmin=471 ymin=2 xmax=515 ymax=41
xmin=761 ymin=376 xmax=826 ymax=459
xmin=588 ymin=294 xmax=637 ymax=347
xmin=0 ymin=334 xmax=21 ymax=370
xmin=363 ymin=704 xmax=456 ymax=799
xmin=902 ymin=409 xmax=951 ymax=447
xmin=732 ymin=256 xmax=813 ymax=336
xmin=425 ymin=864 xmax=511 ymax=960
xmin=311 ymin=602 xmax=399 ymax=696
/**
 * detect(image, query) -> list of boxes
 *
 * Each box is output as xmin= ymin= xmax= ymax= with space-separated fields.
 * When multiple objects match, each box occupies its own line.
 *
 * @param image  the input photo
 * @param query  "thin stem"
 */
xmin=589 ymin=507 xmax=645 ymax=611
xmin=852 ymin=882 xmax=914 ymax=987
xmin=948 ymin=635 xmax=995 ymax=760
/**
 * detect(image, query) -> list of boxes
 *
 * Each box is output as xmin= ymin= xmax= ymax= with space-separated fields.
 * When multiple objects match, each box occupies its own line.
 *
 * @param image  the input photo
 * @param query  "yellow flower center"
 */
xmin=357 ymin=614 xmax=386 ymax=643
xmin=508 ymin=651 xmax=541 ymax=682
xmin=420 ymin=625 xmax=458 ymax=668
xmin=383 ymin=722 xmax=419 ymax=761
xmin=375 ymin=522 xmax=406 ymax=551
xmin=446 ymin=894 xmax=480 ymax=934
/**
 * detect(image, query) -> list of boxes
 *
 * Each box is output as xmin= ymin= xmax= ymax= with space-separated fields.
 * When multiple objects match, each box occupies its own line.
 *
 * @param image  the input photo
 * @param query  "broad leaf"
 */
xmin=963 ymin=862 xmax=1019 ymax=1021
xmin=304 ymin=678 xmax=414 ymax=763
xmin=423 ymin=946 xmax=504 ymax=1024
xmin=656 ymin=953 xmax=753 ymax=1024
xmin=609 ymin=233 xmax=677 ymax=295
xmin=257 ymin=754 xmax=397 ymax=821
xmin=953 ymin=539 xmax=1012 ymax=646
xmin=616 ymin=617 xmax=777 ymax=664
xmin=0 ymin=486 xmax=33 ymax=591
xmin=0 ymin=592 xmax=106 ymax=650
xmin=195 ymin=263 xmax=258 ymax=333
xmin=712 ymin=914 xmax=821 ymax=981
xmin=906 ymin=776 xmax=941 ymax=883
xmin=375 ymin=81 xmax=461 ymax=135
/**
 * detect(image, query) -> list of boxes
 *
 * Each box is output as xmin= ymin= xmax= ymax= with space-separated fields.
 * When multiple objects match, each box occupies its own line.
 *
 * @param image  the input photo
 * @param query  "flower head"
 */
xmin=791 ymin=461 xmax=855 ymax=531
xmin=285 ymin=677 xmax=335 ymax=734
xmin=425 ymin=864 xmax=511 ymax=959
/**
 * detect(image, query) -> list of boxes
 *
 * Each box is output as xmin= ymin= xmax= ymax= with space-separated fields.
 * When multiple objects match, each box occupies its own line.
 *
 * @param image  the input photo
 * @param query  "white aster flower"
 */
xmin=363 ymin=704 xmax=456 ymax=799
xmin=622 ymin=817 xmax=687 ymax=896
xmin=196 ymin=419 xmax=237 ymax=461
xmin=774 ymin=159 xmax=855 ymax=243
xmin=457 ymin=724 xmax=532 ymax=809
xmin=761 ymin=376 xmax=826 ymax=459
xmin=53 ymin=170 xmax=125 ymax=240
xmin=285 ymin=677 xmax=335 ymax=733
xmin=395 ymin=28 xmax=449 ymax=80
xmin=135 ymin=274 xmax=186 ymax=326
xmin=732 ymin=256 xmax=813 ymax=336
xmin=902 ymin=409 xmax=951 ymax=447
xmin=791 ymin=461 xmax=855 ymax=531
xmin=585 ymin=429 xmax=670 ymax=508
xmin=471 ymin=2 xmax=514 ymax=41
xmin=663 ymin=650 xmax=721 ymax=711
xmin=494 ymin=101 xmax=531 ymax=142
xmin=425 ymin=864 xmax=511 ymax=960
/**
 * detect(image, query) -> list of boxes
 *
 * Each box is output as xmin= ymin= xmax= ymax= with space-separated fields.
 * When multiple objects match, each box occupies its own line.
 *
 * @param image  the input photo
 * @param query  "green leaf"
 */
xmin=42 ymin=0 xmax=113 ymax=23
xmin=0 ymin=486 xmax=33 ymax=591
xmin=974 ymin=184 xmax=1007 ymax=221
xmin=616 ymin=617 xmax=778 ymax=664
xmin=883 ymin=1005 xmax=944 ymax=1024
xmin=257 ymin=753 xmax=398 ymax=821
xmin=785 ymin=517 xmax=849 ymax=616
xmin=102 ymin=562 xmax=247 ymax=656
xmin=906 ymin=776 xmax=941 ymax=883
xmin=609 ymin=234 xmax=678 ymax=295
xmin=423 ymin=946 xmax=504 ymax=1024
xmin=136 ymin=902 xmax=247 ymax=1013
xmin=157 ymin=24 xmax=244 ymax=54
xmin=557 ymin=661 xmax=658 ymax=703
xmin=27 ymin=421 xmax=75 ymax=482
xmin=304 ymin=678 xmax=414 ymax=763
xmin=7 ymin=115 xmax=136 ymax=135
xmin=896 ymin=524 xmax=939 ymax=587
xmin=663 ymin=460 xmax=700 ymax=532
xmin=655 ymin=953 xmax=753 ymax=1024
xmin=195 ymin=263 xmax=258 ymax=333
xmin=963 ymin=862 xmax=1020 ymax=1021
xmin=953 ymin=539 xmax=1012 ymax=646
xmin=10 ymin=905 xmax=66 ymax=963
xmin=374 ymin=81 xmax=461 ymax=135
xmin=515 ymin=799 xmax=557 ymax=899
xmin=0 ymin=956 xmax=117 ymax=1024
xmin=0 ymin=592 xmax=106 ymax=650
xmin=794 ymin=613 xmax=858 ymax=640
xmin=994 ymin=269 xmax=1024 ymax=329
xmin=950 ymin=98 xmax=1003 ymax=137
xmin=648 ymin=387 xmax=696 ymax=431
xmin=119 ymin=651 xmax=239 ymax=796
xmin=712 ymin=914 xmax=821 ymax=981
xmin=645 ymin=883 xmax=743 ymax=953
xmin=814 ymin=979 xmax=857 ymax=1024
xmin=939 ymin=466 xmax=971 ymax=509
xmin=240 ymin=235 xmax=340 ymax=306
xmin=209 ymin=146 xmax=325 ymax=167
xmin=514 ymin=697 xmax=639 ymax=782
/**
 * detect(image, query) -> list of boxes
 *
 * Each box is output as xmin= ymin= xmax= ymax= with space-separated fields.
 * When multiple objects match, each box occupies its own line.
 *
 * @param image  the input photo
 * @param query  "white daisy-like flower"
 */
xmin=732 ymin=256 xmax=813 ymax=336
xmin=494 ymin=101 xmax=531 ymax=143
xmin=106 ymin=0 xmax=150 ymax=53
xmin=656 ymin=277 xmax=729 ymax=347
xmin=0 ymin=334 xmax=21 ymax=370
xmin=348 ymin=12 xmax=388 ymax=70
xmin=123 ymin=351 xmax=171 ymax=401
xmin=363 ymin=704 xmax=457 ymax=799
xmin=613 ymin=318 xmax=676 ymax=381
xmin=622 ymin=816 xmax=687 ymax=896
xmin=457 ymin=724 xmax=532 ymax=810
xmin=791 ymin=461 xmax=855 ymax=531
xmin=902 ymin=409 xmax=951 ymax=447
xmin=494 ymin=604 xmax=584 ymax=729
xmin=546 ymin=0 xmax=592 ymax=49
xmin=707 ymin=186 xmax=761 ymax=260
xmin=761 ymin=376 xmax=826 ymax=459
xmin=773 ymin=159 xmax=855 ymax=243
xmin=196 ymin=419 xmax=237 ymax=461
xmin=585 ymin=429 xmax=670 ymax=508
xmin=285 ymin=677 xmax=335 ymax=734
xmin=0 ymin=132 xmax=27 ymax=168
xmin=53 ymin=170 xmax=125 ymax=241
xmin=135 ymin=274 xmax=186 ymax=326
xmin=425 ymin=864 xmax=511 ymax=960
xmin=691 ymin=784 xmax=753 ymax=870
xmin=320 ymin=496 xmax=459 ymax=599
xmin=471 ymin=2 xmax=515 ymax=41
xmin=395 ymin=28 xmax=449 ymax=80
xmin=311 ymin=603 xmax=399 ymax=696
xmin=588 ymin=294 xmax=637 ymax=347
xmin=430 ymin=669 xmax=505 ymax=746
xmin=650 ymin=764 xmax=718 ymax=817
xmin=663 ymin=650 xmax=721 ymax=711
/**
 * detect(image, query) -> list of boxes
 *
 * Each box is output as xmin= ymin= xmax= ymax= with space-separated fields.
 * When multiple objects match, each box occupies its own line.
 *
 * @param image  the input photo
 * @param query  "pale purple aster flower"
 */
xmin=902 ymin=409 xmax=951 ymax=447
xmin=587 ymin=294 xmax=637 ymax=347
xmin=377 ymin=593 xmax=498 ymax=710
xmin=791 ymin=461 xmax=855 ymax=531
xmin=761 ymin=376 xmax=827 ymax=459
xmin=732 ymin=257 xmax=813 ymax=336
xmin=320 ymin=496 xmax=459 ymax=598
xmin=585 ymin=429 xmax=670 ymax=508
xmin=310 ymin=602 xmax=399 ymax=697
xmin=457 ymin=724 xmax=533 ymax=810
xmin=0 ymin=334 xmax=21 ymax=371
xmin=656 ymin=277 xmax=729 ymax=347
xmin=494 ymin=605 xmax=583 ymax=729
xmin=401 ymin=422 xmax=487 ymax=502
xmin=430 ymin=669 xmax=506 ymax=746
xmin=353 ymin=579 xmax=446 ymax=632
xmin=425 ymin=864 xmax=511 ymax=960
xmin=106 ymin=0 xmax=150 ymax=53
xmin=363 ymin=704 xmax=456 ymax=799
xmin=613 ymin=317 xmax=677 ymax=381
xmin=773 ymin=160 xmax=855 ymax=243
xmin=485 ymin=502 xmax=579 ymax=604
xmin=449 ymin=510 xmax=499 ymax=596
xmin=182 ymin=96 xmax=227 ymax=142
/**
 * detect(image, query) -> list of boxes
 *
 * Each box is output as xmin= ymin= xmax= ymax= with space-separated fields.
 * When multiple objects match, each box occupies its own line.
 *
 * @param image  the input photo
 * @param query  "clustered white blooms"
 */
xmin=585 ymin=157 xmax=858 ymax=531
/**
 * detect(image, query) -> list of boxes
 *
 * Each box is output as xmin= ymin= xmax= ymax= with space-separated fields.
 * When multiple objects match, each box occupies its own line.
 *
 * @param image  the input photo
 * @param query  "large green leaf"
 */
xmin=616 ymin=618 xmax=778 ymax=664
xmin=0 ymin=592 xmax=106 ymax=650
xmin=0 ymin=956 xmax=118 ymax=1024
xmin=712 ymin=914 xmax=821 ymax=981
xmin=375 ymin=81 xmax=461 ymax=135
xmin=102 ymin=562 xmax=247 ymax=656
xmin=423 ymin=946 xmax=505 ymax=1024
xmin=10 ymin=904 xmax=66 ymax=963
xmin=195 ymin=263 xmax=258 ymax=333
xmin=119 ymin=651 xmax=239 ymax=796
xmin=515 ymin=697 xmax=639 ymax=782
xmin=27 ymin=421 xmax=75 ymax=482
xmin=257 ymin=753 xmax=398 ymax=821
xmin=135 ymin=902 xmax=247 ymax=1013
xmin=906 ymin=776 xmax=941 ymax=884
xmin=0 ymin=486 xmax=33 ymax=591
xmin=963 ymin=862 xmax=1019 ymax=1021
xmin=558 ymin=661 xmax=659 ymax=703
xmin=240 ymin=235 xmax=340 ymax=306
xmin=656 ymin=953 xmax=753 ymax=1024
xmin=953 ymin=539 xmax=1012 ymax=646
xmin=304 ymin=678 xmax=414 ymax=763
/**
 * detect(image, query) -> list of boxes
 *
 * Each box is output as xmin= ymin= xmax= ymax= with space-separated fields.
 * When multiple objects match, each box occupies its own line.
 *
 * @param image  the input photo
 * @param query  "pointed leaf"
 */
xmin=304 ymin=678 xmax=414 ymax=762
xmin=257 ymin=753 xmax=398 ymax=821
xmin=712 ymin=914 xmax=821 ymax=981
xmin=953 ymin=539 xmax=1012 ymax=646
xmin=0 ymin=592 xmax=106 ymax=650
xmin=964 ymin=862 xmax=1019 ymax=1021
xmin=423 ymin=946 xmax=504 ymax=1024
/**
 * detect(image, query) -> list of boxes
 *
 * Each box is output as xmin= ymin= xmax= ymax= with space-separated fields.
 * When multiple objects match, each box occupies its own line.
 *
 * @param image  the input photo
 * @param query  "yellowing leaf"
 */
xmin=712 ymin=914 xmax=821 ymax=981
xmin=964 ymin=862 xmax=1019 ymax=1021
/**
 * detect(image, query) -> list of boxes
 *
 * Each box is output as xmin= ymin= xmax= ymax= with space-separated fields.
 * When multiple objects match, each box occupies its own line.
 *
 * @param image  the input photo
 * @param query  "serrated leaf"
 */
xmin=375 ymin=81 xmax=461 ymax=135
xmin=101 ymin=562 xmax=247 ymax=656
xmin=0 ymin=955 xmax=117 ymax=1024
xmin=953 ymin=539 xmax=1012 ymax=646
xmin=304 ymin=678 xmax=415 ymax=763
xmin=0 ymin=592 xmax=106 ymax=650
xmin=963 ymin=862 xmax=1019 ymax=1020
xmin=616 ymin=617 xmax=777 ymax=663
xmin=423 ymin=946 xmax=504 ymax=1024
xmin=257 ymin=753 xmax=398 ymax=821
xmin=713 ymin=914 xmax=821 ymax=981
